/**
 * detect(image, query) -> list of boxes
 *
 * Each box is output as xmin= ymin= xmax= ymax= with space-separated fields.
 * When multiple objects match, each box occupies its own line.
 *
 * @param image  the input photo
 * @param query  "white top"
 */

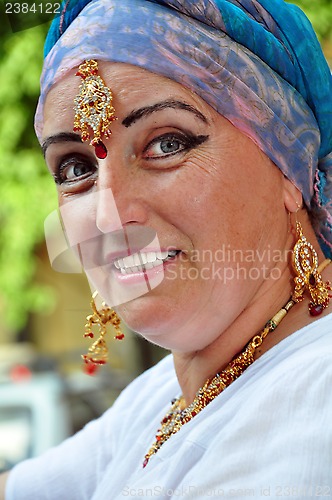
xmin=6 ymin=313 xmax=332 ymax=499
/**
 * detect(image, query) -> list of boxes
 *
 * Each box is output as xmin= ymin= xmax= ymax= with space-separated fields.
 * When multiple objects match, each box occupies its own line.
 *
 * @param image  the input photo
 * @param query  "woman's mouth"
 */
xmin=113 ymin=250 xmax=180 ymax=275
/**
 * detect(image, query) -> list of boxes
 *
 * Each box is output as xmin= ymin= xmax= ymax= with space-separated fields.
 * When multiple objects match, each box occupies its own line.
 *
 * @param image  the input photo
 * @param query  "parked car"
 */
xmin=0 ymin=371 xmax=71 ymax=473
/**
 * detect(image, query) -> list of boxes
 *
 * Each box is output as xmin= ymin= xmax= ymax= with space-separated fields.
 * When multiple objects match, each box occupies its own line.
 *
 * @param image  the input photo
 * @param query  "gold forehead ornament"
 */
xmin=73 ymin=60 xmax=117 ymax=159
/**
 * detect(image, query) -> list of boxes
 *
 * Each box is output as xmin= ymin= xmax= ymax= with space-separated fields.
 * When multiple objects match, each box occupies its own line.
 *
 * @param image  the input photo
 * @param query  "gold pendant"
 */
xmin=74 ymin=60 xmax=117 ymax=159
xmin=292 ymin=222 xmax=331 ymax=316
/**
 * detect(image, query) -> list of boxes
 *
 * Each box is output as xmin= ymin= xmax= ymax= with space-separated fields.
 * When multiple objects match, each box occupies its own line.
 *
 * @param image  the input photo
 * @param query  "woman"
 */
xmin=1 ymin=0 xmax=332 ymax=498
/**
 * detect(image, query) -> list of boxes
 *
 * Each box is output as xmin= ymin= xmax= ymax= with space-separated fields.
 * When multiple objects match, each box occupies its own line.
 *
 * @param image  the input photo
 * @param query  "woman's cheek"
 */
xmin=58 ymin=192 xmax=99 ymax=255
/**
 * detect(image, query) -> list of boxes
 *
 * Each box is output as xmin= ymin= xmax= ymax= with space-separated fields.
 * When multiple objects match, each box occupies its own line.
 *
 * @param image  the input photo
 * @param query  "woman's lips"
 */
xmin=113 ymin=249 xmax=179 ymax=274
xmin=112 ymin=250 xmax=181 ymax=284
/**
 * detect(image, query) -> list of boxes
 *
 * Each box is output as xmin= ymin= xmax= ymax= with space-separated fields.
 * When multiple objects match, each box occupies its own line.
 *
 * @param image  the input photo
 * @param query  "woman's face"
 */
xmin=42 ymin=63 xmax=288 ymax=352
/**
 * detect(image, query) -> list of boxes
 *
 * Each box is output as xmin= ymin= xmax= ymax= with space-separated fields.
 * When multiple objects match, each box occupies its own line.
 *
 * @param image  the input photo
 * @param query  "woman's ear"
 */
xmin=282 ymin=177 xmax=303 ymax=212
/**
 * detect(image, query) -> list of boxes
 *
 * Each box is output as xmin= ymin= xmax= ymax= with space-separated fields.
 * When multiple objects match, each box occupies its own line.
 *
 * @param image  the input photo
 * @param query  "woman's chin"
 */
xmin=117 ymin=300 xmax=173 ymax=335
xmin=116 ymin=296 xmax=185 ymax=347
xmin=116 ymin=300 xmax=212 ymax=352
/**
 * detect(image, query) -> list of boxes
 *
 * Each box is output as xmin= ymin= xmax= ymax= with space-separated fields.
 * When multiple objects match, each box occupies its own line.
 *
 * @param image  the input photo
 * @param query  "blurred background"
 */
xmin=0 ymin=0 xmax=331 ymax=474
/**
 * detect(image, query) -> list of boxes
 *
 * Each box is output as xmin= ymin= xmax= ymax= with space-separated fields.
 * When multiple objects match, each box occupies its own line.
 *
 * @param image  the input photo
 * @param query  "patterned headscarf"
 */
xmin=36 ymin=0 xmax=332 ymax=257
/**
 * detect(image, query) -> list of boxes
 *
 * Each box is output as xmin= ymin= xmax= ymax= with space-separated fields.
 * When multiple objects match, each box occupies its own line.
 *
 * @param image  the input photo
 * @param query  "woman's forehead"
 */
xmin=43 ymin=62 xmax=210 ymax=128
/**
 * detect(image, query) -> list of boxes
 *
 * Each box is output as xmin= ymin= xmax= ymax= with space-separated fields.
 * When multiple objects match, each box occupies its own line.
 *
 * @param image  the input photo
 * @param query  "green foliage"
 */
xmin=289 ymin=0 xmax=332 ymax=43
xmin=0 ymin=25 xmax=57 ymax=335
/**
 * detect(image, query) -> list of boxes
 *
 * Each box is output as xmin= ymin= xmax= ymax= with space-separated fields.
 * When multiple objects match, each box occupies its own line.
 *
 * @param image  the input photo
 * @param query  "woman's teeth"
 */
xmin=113 ymin=250 xmax=179 ymax=274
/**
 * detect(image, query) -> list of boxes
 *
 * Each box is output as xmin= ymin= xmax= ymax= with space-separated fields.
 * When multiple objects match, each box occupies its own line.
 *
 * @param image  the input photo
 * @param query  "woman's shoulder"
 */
xmin=236 ymin=311 xmax=332 ymax=402
xmin=191 ymin=312 xmax=332 ymax=438
xmin=172 ymin=314 xmax=332 ymax=490
xmin=4 ymin=355 xmax=178 ymax=500
xmin=261 ymin=311 xmax=332 ymax=372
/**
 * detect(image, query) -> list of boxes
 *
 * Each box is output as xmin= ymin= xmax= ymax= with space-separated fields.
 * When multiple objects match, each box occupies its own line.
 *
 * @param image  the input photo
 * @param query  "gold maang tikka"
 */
xmin=82 ymin=291 xmax=124 ymax=376
xmin=74 ymin=60 xmax=117 ymax=159
xmin=292 ymin=222 xmax=331 ymax=316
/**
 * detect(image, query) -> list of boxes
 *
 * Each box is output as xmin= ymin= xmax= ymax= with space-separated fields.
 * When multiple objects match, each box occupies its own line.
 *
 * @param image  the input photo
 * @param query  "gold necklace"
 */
xmin=143 ymin=297 xmax=296 ymax=468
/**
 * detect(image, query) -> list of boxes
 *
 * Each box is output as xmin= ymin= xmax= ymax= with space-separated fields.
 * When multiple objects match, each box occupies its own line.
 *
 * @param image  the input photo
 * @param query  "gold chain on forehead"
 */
xmin=73 ymin=60 xmax=117 ymax=159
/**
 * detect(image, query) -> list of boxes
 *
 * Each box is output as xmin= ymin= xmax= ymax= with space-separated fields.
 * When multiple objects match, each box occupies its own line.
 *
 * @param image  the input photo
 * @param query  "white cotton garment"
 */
xmin=6 ymin=313 xmax=332 ymax=499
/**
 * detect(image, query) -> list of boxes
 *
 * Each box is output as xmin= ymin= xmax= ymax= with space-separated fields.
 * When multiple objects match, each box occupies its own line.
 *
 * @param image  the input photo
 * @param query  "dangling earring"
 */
xmin=82 ymin=291 xmax=124 ymax=375
xmin=291 ymin=221 xmax=331 ymax=316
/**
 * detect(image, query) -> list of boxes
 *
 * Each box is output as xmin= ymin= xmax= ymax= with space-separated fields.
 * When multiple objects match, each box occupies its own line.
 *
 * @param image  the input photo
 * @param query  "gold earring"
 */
xmin=291 ymin=222 xmax=331 ymax=316
xmin=82 ymin=291 xmax=124 ymax=375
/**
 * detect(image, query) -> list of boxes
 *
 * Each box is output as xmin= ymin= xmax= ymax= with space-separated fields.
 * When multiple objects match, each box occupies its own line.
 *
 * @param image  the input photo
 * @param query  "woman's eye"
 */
xmin=148 ymin=137 xmax=184 ymax=157
xmin=63 ymin=162 xmax=91 ymax=181
xmin=55 ymin=155 xmax=97 ymax=185
xmin=143 ymin=133 xmax=208 ymax=160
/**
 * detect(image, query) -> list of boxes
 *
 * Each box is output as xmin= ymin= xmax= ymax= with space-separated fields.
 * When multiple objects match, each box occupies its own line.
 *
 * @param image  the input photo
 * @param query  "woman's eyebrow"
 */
xmin=41 ymin=100 xmax=208 ymax=155
xmin=122 ymin=99 xmax=208 ymax=128
xmin=41 ymin=132 xmax=82 ymax=157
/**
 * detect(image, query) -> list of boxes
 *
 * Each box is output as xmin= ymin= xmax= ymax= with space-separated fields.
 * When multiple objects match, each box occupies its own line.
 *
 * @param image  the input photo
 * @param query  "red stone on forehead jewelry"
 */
xmin=94 ymin=141 xmax=108 ymax=159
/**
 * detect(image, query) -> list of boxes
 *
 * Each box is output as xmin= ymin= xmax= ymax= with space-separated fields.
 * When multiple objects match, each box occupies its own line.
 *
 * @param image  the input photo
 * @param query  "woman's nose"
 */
xmin=95 ymin=169 xmax=149 ymax=234
xmin=95 ymin=186 xmax=123 ymax=234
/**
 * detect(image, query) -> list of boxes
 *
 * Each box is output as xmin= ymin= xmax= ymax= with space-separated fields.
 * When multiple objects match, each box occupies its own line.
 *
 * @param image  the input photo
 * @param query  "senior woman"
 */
xmin=1 ymin=0 xmax=332 ymax=498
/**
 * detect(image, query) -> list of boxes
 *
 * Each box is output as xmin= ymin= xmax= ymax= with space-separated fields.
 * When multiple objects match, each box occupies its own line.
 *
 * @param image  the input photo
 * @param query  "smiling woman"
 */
xmin=2 ymin=0 xmax=332 ymax=498
xmin=42 ymin=63 xmax=291 ymax=350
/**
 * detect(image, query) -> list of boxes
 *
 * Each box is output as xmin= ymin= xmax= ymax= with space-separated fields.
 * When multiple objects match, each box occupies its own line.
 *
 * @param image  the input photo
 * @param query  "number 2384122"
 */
xmin=5 ymin=2 xmax=60 ymax=14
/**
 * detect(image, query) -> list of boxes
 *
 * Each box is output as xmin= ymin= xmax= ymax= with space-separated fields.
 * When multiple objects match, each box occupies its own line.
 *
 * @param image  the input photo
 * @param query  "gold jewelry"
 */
xmin=292 ymin=222 xmax=331 ymax=316
xmin=74 ymin=60 xmax=117 ymax=159
xmin=143 ymin=298 xmax=296 ymax=468
xmin=82 ymin=291 xmax=124 ymax=375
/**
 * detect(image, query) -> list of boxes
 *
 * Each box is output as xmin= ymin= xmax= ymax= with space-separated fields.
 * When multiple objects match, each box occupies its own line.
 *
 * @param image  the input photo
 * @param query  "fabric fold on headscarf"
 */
xmin=39 ymin=0 xmax=332 ymax=257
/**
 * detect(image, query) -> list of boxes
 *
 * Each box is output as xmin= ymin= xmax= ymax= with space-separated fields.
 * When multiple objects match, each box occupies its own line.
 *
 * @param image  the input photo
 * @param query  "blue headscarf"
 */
xmin=37 ymin=0 xmax=332 ymax=257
